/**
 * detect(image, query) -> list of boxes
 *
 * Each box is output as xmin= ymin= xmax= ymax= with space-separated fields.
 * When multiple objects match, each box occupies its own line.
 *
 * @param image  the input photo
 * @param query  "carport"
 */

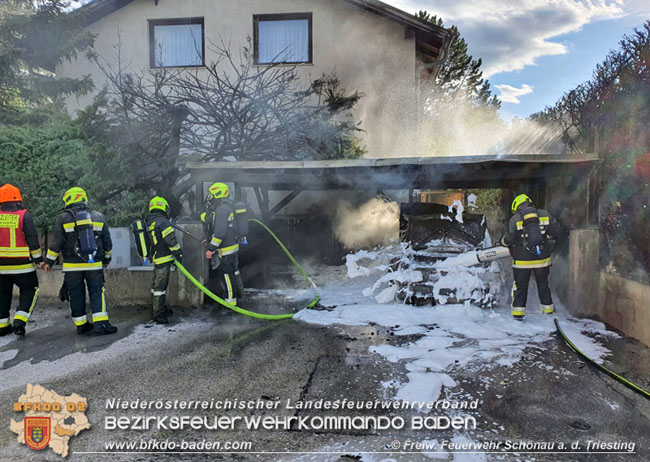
xmin=186 ymin=154 xmax=600 ymax=315
xmin=187 ymin=154 xmax=599 ymax=224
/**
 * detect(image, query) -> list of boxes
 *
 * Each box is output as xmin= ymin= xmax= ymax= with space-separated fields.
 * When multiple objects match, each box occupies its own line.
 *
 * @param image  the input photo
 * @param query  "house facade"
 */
xmin=58 ymin=0 xmax=448 ymax=158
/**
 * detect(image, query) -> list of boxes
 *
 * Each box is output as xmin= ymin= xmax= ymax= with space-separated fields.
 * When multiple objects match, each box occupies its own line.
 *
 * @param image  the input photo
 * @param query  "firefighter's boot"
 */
xmin=13 ymin=320 xmax=26 ymax=337
xmin=93 ymin=321 xmax=118 ymax=335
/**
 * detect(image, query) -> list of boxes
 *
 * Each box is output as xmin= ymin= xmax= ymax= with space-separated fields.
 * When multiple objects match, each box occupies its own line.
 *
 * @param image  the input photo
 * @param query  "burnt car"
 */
xmin=395 ymin=202 xmax=504 ymax=308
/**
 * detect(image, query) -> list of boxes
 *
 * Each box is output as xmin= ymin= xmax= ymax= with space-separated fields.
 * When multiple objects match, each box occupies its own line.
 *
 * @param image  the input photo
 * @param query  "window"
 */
xmin=254 ymin=13 xmax=312 ymax=64
xmin=149 ymin=18 xmax=204 ymax=68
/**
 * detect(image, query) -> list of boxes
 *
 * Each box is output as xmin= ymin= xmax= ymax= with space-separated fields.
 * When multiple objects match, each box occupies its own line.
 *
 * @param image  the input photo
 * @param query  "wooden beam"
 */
xmin=255 ymin=186 xmax=270 ymax=220
xmin=416 ymin=42 xmax=441 ymax=57
xmin=269 ymin=188 xmax=304 ymax=216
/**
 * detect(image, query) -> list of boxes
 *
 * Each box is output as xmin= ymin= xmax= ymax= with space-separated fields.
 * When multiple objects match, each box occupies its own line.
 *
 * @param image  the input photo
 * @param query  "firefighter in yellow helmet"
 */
xmin=44 ymin=187 xmax=117 ymax=335
xmin=500 ymin=194 xmax=561 ymax=320
xmin=0 ymin=184 xmax=43 ymax=337
xmin=146 ymin=196 xmax=182 ymax=324
xmin=202 ymin=183 xmax=247 ymax=305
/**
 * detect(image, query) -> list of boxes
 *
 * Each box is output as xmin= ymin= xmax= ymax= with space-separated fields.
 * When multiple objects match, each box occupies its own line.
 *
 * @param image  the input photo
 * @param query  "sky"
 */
xmin=387 ymin=0 xmax=650 ymax=120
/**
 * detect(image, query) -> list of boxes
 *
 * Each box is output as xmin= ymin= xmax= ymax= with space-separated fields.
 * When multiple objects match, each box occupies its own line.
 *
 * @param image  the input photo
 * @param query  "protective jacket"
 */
xmin=0 ymin=203 xmax=42 ymax=274
xmin=502 ymin=206 xmax=559 ymax=269
xmin=146 ymin=212 xmax=182 ymax=266
xmin=206 ymin=200 xmax=239 ymax=256
xmin=45 ymin=204 xmax=112 ymax=271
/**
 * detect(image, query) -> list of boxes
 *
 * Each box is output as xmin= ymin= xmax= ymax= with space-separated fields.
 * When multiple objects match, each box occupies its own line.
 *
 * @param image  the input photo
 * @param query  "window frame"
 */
xmin=253 ymin=12 xmax=313 ymax=65
xmin=148 ymin=17 xmax=206 ymax=69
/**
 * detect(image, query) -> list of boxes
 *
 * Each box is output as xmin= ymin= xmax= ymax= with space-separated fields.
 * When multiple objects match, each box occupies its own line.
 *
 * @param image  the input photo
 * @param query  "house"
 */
xmin=58 ymin=0 xmax=449 ymax=158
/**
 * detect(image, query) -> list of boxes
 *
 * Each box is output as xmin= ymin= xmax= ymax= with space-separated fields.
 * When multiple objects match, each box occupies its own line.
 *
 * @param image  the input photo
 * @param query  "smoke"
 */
xmin=414 ymin=93 xmax=569 ymax=157
xmin=333 ymin=198 xmax=400 ymax=250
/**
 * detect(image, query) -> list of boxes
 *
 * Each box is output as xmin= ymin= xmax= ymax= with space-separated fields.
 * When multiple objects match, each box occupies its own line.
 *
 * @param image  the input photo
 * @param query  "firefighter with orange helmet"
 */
xmin=0 ymin=184 xmax=43 ymax=337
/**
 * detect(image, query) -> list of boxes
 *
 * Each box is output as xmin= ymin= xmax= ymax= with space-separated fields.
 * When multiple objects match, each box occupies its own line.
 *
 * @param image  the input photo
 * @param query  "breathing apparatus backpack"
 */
xmin=131 ymin=218 xmax=152 ymax=260
xmin=520 ymin=206 xmax=545 ymax=256
xmin=69 ymin=209 xmax=98 ymax=262
xmin=233 ymin=201 xmax=249 ymax=244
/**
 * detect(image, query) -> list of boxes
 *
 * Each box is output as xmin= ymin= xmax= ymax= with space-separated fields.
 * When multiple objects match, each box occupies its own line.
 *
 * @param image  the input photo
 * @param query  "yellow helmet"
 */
xmin=208 ymin=182 xmax=229 ymax=200
xmin=62 ymin=187 xmax=88 ymax=206
xmin=512 ymin=194 xmax=532 ymax=213
xmin=149 ymin=196 xmax=170 ymax=213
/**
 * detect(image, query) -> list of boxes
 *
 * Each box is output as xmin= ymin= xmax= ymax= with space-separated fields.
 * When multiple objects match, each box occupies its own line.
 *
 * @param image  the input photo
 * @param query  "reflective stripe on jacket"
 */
xmin=146 ymin=213 xmax=181 ymax=266
xmin=45 ymin=205 xmax=112 ymax=271
xmin=503 ymin=207 xmax=559 ymax=268
xmin=206 ymin=200 xmax=239 ymax=255
xmin=0 ymin=204 xmax=42 ymax=274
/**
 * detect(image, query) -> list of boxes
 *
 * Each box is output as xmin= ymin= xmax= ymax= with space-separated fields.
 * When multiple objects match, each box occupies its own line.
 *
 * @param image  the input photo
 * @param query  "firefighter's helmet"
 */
xmin=0 ymin=184 xmax=22 ymax=204
xmin=512 ymin=194 xmax=532 ymax=213
xmin=63 ymin=187 xmax=88 ymax=206
xmin=208 ymin=183 xmax=229 ymax=200
xmin=149 ymin=196 xmax=170 ymax=214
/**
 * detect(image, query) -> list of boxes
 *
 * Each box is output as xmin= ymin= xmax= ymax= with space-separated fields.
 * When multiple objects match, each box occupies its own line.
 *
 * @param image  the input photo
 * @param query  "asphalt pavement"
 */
xmin=1 ymin=294 xmax=649 ymax=462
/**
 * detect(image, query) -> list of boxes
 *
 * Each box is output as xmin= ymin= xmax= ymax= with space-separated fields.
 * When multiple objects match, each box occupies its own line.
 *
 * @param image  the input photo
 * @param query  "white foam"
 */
xmin=299 ymin=246 xmax=618 ymax=407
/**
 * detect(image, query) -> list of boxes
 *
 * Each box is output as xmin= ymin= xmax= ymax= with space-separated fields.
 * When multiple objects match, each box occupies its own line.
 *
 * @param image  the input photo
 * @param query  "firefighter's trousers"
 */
xmin=512 ymin=266 xmax=555 ymax=317
xmin=151 ymin=262 xmax=172 ymax=318
xmin=216 ymin=253 xmax=242 ymax=304
xmin=0 ymin=272 xmax=39 ymax=327
xmin=65 ymin=270 xmax=109 ymax=327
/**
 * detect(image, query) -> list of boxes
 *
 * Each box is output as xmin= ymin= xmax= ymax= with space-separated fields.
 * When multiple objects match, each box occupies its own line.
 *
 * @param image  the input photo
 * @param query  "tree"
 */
xmin=532 ymin=21 xmax=650 ymax=278
xmin=83 ymin=40 xmax=365 ymax=213
xmin=0 ymin=113 xmax=151 ymax=230
xmin=0 ymin=0 xmax=94 ymax=121
xmin=415 ymin=11 xmax=502 ymax=155
xmin=416 ymin=11 xmax=500 ymax=109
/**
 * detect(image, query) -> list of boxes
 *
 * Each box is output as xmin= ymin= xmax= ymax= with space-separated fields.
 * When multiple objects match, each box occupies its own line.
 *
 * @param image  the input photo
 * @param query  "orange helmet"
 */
xmin=0 ymin=184 xmax=23 ymax=204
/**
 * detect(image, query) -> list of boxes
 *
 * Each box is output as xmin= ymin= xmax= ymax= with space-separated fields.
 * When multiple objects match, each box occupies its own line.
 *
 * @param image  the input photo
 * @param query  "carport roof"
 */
xmin=186 ymin=154 xmax=599 ymax=190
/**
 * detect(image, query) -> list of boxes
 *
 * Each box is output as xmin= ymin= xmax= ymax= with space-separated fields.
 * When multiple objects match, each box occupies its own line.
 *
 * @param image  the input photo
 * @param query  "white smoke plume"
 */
xmin=333 ymin=198 xmax=400 ymax=250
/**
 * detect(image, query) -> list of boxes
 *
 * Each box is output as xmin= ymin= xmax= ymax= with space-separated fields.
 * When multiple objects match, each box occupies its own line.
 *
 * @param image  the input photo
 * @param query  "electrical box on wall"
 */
xmin=108 ymin=227 xmax=131 ymax=269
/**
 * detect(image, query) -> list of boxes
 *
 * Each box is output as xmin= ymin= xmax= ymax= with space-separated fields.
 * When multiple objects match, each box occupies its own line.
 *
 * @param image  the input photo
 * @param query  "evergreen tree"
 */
xmin=416 ymin=11 xmax=500 ymax=109
xmin=415 ymin=11 xmax=502 ymax=155
xmin=0 ymin=0 xmax=94 ymax=121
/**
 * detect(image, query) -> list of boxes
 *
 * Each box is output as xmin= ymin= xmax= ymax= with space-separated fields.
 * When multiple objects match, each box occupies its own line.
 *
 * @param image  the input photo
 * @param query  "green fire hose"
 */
xmin=174 ymin=218 xmax=320 ymax=320
xmin=555 ymin=319 xmax=650 ymax=400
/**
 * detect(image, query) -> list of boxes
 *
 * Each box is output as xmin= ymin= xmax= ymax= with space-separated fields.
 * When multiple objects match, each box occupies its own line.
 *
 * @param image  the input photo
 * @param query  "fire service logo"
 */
xmin=11 ymin=384 xmax=90 ymax=458
xmin=24 ymin=417 xmax=51 ymax=450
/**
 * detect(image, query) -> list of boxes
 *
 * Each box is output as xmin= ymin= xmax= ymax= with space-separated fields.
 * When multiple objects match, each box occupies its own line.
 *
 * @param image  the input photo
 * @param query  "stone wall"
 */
xmin=14 ymin=267 xmax=202 ymax=307
xmin=600 ymin=272 xmax=650 ymax=347
xmin=567 ymin=228 xmax=601 ymax=317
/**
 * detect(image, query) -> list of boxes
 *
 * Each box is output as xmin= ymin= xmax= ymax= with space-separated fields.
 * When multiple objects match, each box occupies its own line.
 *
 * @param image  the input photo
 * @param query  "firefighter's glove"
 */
xmin=174 ymin=253 xmax=183 ymax=264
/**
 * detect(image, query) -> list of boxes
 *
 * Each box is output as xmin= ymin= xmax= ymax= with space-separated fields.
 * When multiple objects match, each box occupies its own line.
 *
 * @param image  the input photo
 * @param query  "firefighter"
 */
xmin=44 ymin=187 xmax=117 ymax=335
xmin=146 ymin=196 xmax=182 ymax=324
xmin=0 ymin=184 xmax=43 ymax=337
xmin=501 ymin=194 xmax=560 ymax=320
xmin=203 ymin=183 xmax=244 ymax=305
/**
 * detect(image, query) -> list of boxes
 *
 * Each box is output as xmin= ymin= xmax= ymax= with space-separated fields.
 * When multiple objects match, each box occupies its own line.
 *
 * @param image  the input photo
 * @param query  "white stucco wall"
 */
xmin=57 ymin=0 xmax=419 ymax=158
